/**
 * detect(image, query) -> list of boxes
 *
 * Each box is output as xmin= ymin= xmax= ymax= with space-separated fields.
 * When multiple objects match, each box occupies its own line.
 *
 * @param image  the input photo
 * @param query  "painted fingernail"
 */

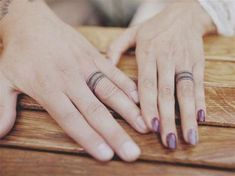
xmin=166 ymin=133 xmax=177 ymax=150
xmin=197 ymin=109 xmax=205 ymax=122
xmin=136 ymin=116 xmax=148 ymax=132
xmin=151 ymin=117 xmax=160 ymax=133
xmin=130 ymin=90 xmax=139 ymax=103
xmin=187 ymin=129 xmax=198 ymax=145
xmin=97 ymin=143 xmax=114 ymax=160
xmin=121 ymin=141 xmax=141 ymax=161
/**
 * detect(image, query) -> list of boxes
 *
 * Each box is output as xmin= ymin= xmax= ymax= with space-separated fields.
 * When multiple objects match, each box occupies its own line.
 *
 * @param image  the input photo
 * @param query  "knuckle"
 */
xmin=159 ymin=85 xmax=174 ymax=99
xmin=195 ymin=80 xmax=204 ymax=89
xmin=61 ymin=111 xmax=78 ymax=121
xmin=141 ymin=78 xmax=155 ymax=90
xmin=86 ymin=102 xmax=106 ymax=116
xmin=107 ymin=128 xmax=126 ymax=142
xmin=110 ymin=69 xmax=120 ymax=81
xmin=100 ymin=84 xmax=120 ymax=101
xmin=179 ymin=82 xmax=194 ymax=98
xmin=33 ymin=75 xmax=55 ymax=96
xmin=126 ymin=107 xmax=140 ymax=119
xmin=111 ymin=70 xmax=137 ymax=91
xmin=127 ymin=81 xmax=137 ymax=91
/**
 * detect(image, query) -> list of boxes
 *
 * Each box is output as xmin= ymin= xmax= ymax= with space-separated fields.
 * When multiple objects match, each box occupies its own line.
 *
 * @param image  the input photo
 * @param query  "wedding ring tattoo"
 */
xmin=87 ymin=71 xmax=106 ymax=93
xmin=175 ymin=71 xmax=194 ymax=84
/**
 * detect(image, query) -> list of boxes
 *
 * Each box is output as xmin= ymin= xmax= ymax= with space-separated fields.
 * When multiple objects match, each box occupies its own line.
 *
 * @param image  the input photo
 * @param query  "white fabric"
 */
xmin=131 ymin=0 xmax=235 ymax=36
xmin=198 ymin=0 xmax=235 ymax=36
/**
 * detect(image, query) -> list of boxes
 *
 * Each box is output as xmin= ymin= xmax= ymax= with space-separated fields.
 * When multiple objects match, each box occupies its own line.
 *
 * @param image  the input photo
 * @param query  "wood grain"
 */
xmin=1 ymin=110 xmax=235 ymax=169
xmin=1 ymin=147 xmax=234 ymax=176
xmin=17 ymin=86 xmax=235 ymax=127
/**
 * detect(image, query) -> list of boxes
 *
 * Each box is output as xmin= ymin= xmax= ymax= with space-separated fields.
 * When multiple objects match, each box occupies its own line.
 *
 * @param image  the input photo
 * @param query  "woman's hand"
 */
xmin=0 ymin=0 xmax=148 ymax=161
xmin=108 ymin=0 xmax=216 ymax=149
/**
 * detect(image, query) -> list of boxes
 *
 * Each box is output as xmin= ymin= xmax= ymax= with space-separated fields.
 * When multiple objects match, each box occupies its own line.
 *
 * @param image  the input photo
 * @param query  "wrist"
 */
xmin=165 ymin=0 xmax=216 ymax=36
xmin=0 ymin=0 xmax=59 ymax=38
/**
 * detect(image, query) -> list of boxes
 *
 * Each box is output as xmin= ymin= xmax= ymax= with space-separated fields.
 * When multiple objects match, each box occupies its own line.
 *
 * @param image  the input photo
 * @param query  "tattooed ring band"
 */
xmin=87 ymin=71 xmax=106 ymax=92
xmin=175 ymin=71 xmax=194 ymax=84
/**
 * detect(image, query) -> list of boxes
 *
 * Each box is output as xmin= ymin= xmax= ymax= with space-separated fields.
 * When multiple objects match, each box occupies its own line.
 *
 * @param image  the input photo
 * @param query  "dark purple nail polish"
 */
xmin=151 ymin=117 xmax=160 ymax=133
xmin=188 ymin=129 xmax=198 ymax=145
xmin=197 ymin=109 xmax=205 ymax=122
xmin=166 ymin=133 xmax=177 ymax=150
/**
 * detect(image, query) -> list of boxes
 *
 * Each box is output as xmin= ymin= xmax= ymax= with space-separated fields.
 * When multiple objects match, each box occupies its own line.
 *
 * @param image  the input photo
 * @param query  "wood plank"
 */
xmin=17 ymin=86 xmax=235 ymax=128
xmin=78 ymin=27 xmax=235 ymax=62
xmin=0 ymin=110 xmax=235 ymax=169
xmin=1 ymin=148 xmax=234 ymax=176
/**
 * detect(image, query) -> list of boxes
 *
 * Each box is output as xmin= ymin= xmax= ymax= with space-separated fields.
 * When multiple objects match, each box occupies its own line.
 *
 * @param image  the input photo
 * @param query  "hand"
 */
xmin=108 ymin=0 xmax=216 ymax=149
xmin=0 ymin=0 xmax=148 ymax=161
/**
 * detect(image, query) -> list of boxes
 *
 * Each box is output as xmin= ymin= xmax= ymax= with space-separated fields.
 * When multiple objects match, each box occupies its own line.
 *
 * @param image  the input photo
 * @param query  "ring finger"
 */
xmin=87 ymin=71 xmax=148 ymax=133
xmin=176 ymin=70 xmax=198 ymax=145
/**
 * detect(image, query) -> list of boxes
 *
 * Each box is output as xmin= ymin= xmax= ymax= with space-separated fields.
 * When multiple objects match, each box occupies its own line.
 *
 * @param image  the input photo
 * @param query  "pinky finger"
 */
xmin=193 ymin=62 xmax=206 ymax=122
xmin=0 ymin=86 xmax=18 ymax=138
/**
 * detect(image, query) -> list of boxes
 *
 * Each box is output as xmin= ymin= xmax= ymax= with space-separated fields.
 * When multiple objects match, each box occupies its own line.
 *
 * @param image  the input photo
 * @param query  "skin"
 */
xmin=107 ymin=0 xmax=216 ymax=149
xmin=0 ymin=0 xmax=150 ymax=162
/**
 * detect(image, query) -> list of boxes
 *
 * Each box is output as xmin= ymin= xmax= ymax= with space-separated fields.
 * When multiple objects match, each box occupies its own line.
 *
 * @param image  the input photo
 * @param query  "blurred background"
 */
xmin=46 ymin=0 xmax=166 ymax=27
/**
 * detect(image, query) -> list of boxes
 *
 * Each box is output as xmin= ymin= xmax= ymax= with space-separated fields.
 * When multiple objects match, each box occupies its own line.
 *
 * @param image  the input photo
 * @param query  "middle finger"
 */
xmin=65 ymin=76 xmax=141 ymax=162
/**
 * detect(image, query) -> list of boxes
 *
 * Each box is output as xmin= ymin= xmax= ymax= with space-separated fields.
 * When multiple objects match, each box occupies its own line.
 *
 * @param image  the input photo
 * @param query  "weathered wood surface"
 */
xmin=1 ymin=147 xmax=234 ymax=176
xmin=1 ymin=110 xmax=235 ymax=169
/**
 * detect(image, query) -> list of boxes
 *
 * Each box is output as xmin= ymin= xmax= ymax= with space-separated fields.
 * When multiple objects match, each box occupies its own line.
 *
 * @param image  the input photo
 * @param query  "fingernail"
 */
xmin=151 ymin=117 xmax=160 ymax=133
xmin=187 ymin=129 xmax=198 ymax=145
xmin=121 ymin=141 xmax=140 ymax=161
xmin=197 ymin=109 xmax=205 ymax=122
xmin=130 ymin=90 xmax=139 ymax=103
xmin=97 ymin=143 xmax=114 ymax=159
xmin=136 ymin=116 xmax=148 ymax=132
xmin=166 ymin=133 xmax=177 ymax=150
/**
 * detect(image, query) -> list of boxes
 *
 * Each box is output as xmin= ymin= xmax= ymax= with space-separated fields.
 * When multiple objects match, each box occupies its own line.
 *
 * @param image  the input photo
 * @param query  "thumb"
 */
xmin=0 ymin=83 xmax=18 ymax=138
xmin=107 ymin=26 xmax=138 ymax=65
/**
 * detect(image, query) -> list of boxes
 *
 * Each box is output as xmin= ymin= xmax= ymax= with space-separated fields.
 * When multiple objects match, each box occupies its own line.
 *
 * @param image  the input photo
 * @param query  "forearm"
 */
xmin=131 ymin=0 xmax=216 ymax=36
xmin=0 ymin=0 xmax=59 ymax=38
xmin=164 ymin=0 xmax=216 ymax=36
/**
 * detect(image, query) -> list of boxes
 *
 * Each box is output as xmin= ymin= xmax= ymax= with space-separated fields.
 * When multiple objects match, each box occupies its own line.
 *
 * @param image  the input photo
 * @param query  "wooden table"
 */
xmin=0 ymin=27 xmax=235 ymax=176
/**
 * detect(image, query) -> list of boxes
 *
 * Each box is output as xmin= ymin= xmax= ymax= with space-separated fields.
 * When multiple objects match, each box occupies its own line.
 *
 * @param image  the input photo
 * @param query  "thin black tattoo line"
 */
xmin=0 ymin=0 xmax=13 ymax=21
xmin=176 ymin=75 xmax=194 ymax=84
xmin=176 ymin=71 xmax=193 ymax=77
xmin=87 ymin=71 xmax=106 ymax=92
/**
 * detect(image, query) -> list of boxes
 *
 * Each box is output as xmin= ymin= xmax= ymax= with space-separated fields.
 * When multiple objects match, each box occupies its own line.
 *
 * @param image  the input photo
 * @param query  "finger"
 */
xmin=66 ymin=79 xmax=141 ymax=162
xmin=176 ymin=70 xmax=198 ymax=146
xmin=90 ymin=73 xmax=148 ymax=134
xmin=136 ymin=45 xmax=160 ymax=133
xmin=95 ymin=58 xmax=139 ymax=103
xmin=107 ymin=26 xmax=138 ymax=65
xmin=158 ymin=64 xmax=177 ymax=150
xmin=37 ymin=91 xmax=114 ymax=162
xmin=0 ymin=86 xmax=18 ymax=138
xmin=193 ymin=62 xmax=206 ymax=122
